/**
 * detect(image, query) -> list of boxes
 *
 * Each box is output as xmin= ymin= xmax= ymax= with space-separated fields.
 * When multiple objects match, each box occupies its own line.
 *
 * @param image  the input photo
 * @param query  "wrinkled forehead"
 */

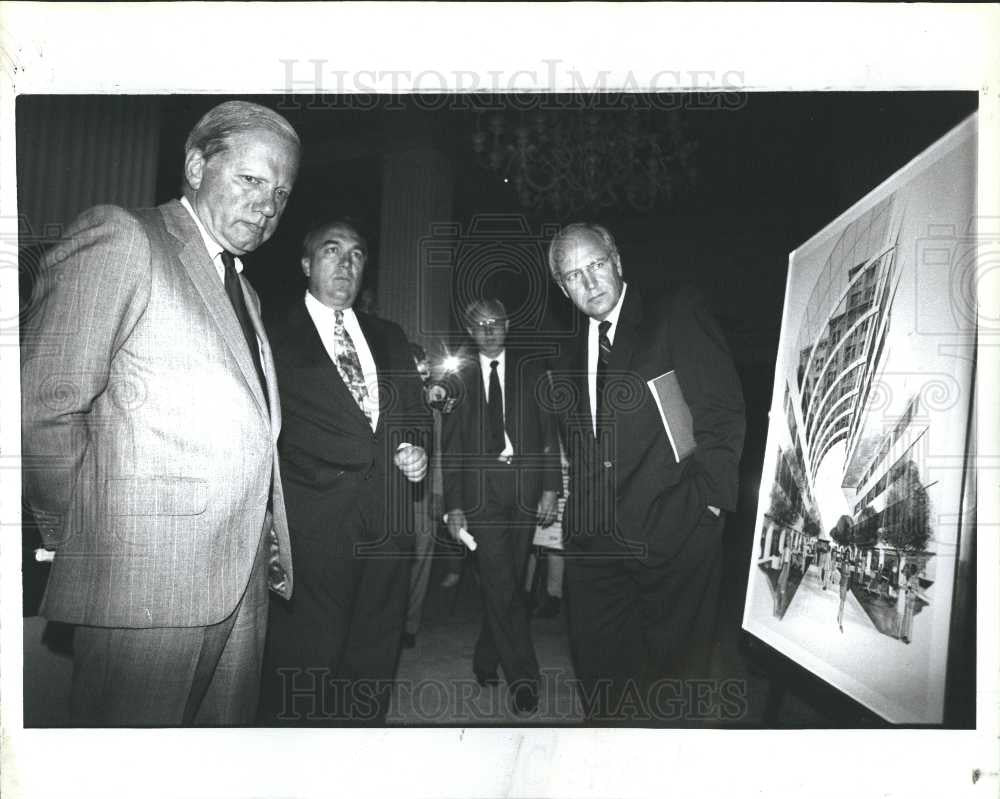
xmin=557 ymin=229 xmax=609 ymax=268
xmin=313 ymin=224 xmax=367 ymax=254
xmin=216 ymin=128 xmax=300 ymax=164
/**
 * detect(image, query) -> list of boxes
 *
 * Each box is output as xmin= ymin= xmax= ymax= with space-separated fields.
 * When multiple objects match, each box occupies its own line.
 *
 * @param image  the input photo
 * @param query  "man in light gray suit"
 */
xmin=21 ymin=101 xmax=299 ymax=725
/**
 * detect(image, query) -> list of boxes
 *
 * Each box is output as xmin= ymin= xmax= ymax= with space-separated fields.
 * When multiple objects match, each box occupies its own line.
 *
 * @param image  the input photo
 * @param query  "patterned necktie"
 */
xmin=596 ymin=320 xmax=611 ymax=427
xmin=221 ymin=250 xmax=268 ymax=408
xmin=486 ymin=359 xmax=504 ymax=455
xmin=333 ymin=309 xmax=372 ymax=424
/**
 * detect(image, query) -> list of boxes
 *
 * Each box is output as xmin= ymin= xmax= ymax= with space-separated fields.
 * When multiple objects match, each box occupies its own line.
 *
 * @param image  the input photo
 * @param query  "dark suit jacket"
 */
xmin=21 ymin=200 xmax=293 ymax=628
xmin=550 ymin=285 xmax=745 ymax=559
xmin=442 ymin=349 xmax=561 ymax=521
xmin=267 ymin=301 xmax=431 ymax=554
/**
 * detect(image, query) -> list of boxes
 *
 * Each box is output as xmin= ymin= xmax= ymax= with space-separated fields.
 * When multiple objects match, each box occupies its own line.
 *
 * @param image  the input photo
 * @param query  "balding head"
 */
xmin=182 ymin=101 xmax=300 ymax=256
xmin=547 ymin=222 xmax=625 ymax=321
xmin=184 ymin=100 xmax=300 ymax=163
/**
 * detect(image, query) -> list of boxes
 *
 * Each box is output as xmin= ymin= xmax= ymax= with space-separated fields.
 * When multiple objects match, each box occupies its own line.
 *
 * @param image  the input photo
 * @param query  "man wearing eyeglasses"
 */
xmin=546 ymin=223 xmax=745 ymax=725
xmin=443 ymin=299 xmax=560 ymax=715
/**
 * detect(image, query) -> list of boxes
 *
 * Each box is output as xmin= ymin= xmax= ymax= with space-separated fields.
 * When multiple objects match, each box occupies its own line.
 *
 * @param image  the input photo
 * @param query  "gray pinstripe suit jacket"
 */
xmin=21 ymin=199 xmax=293 ymax=628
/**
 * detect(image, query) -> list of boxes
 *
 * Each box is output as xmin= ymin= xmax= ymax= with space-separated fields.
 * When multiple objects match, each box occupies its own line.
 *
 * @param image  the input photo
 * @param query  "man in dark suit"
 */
xmin=261 ymin=219 xmax=430 ymax=725
xmin=545 ymin=223 xmax=745 ymax=724
xmin=443 ymin=299 xmax=560 ymax=715
xmin=20 ymin=101 xmax=298 ymax=725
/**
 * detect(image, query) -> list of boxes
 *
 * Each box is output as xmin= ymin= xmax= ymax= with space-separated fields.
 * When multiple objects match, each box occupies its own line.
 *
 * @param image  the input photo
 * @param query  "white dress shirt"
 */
xmin=588 ymin=282 xmax=628 ymax=435
xmin=181 ymin=196 xmax=268 ymax=369
xmin=305 ymin=291 xmax=380 ymax=431
xmin=478 ymin=350 xmax=514 ymax=456
xmin=180 ymin=196 xmax=244 ymax=283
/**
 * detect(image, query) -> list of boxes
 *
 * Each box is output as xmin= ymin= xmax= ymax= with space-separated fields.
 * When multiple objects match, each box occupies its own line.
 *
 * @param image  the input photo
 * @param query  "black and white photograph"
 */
xmin=1 ymin=4 xmax=997 ymax=799
xmin=16 ymin=89 xmax=981 ymax=728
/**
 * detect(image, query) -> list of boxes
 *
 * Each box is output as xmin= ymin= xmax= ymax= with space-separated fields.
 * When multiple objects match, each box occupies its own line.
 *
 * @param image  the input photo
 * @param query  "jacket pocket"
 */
xmin=106 ymin=477 xmax=208 ymax=516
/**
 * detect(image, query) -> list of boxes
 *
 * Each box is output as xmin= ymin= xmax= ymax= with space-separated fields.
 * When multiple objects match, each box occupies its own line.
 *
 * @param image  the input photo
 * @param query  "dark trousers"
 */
xmin=471 ymin=467 xmax=540 ymax=688
xmin=259 ymin=525 xmax=411 ymax=726
xmin=70 ymin=520 xmax=270 ymax=726
xmin=564 ymin=508 xmax=724 ymax=725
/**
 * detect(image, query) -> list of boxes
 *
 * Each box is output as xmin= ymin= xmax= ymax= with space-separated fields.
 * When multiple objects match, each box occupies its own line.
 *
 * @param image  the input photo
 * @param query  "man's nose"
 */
xmin=581 ymin=268 xmax=599 ymax=289
xmin=253 ymin=190 xmax=278 ymax=218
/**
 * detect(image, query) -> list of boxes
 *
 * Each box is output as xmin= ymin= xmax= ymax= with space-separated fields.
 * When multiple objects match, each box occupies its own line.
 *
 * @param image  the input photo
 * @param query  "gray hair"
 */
xmin=185 ymin=100 xmax=300 ymax=161
xmin=547 ymin=222 xmax=620 ymax=281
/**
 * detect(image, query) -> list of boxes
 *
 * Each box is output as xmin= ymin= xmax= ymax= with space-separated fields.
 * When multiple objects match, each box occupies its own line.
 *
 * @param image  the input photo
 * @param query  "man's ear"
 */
xmin=558 ymin=283 xmax=569 ymax=298
xmin=184 ymin=148 xmax=205 ymax=192
xmin=301 ymin=257 xmax=311 ymax=279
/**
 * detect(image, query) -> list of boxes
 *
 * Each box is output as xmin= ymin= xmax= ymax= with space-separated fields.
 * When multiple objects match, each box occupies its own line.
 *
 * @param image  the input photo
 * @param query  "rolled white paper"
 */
xmin=443 ymin=514 xmax=478 ymax=551
xmin=458 ymin=529 xmax=477 ymax=552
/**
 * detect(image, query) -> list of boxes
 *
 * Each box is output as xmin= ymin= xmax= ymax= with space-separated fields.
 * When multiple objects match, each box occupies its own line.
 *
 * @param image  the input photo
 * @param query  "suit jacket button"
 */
xmin=603 ymin=460 xmax=613 ymax=469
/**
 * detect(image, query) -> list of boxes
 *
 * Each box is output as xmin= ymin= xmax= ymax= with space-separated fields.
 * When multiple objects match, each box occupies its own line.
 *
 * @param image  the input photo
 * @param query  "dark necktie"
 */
xmin=333 ymin=310 xmax=372 ymax=425
xmin=221 ymin=250 xmax=268 ymax=407
xmin=596 ymin=320 xmax=611 ymax=428
xmin=486 ymin=359 xmax=505 ymax=455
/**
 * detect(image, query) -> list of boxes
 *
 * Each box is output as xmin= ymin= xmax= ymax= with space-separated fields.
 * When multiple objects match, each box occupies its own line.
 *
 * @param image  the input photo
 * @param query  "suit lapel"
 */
xmin=601 ymin=288 xmax=645 ymax=444
xmin=607 ymin=287 xmax=644 ymax=376
xmin=248 ymin=288 xmax=281 ymax=434
xmin=357 ymin=312 xmax=389 ymax=379
xmin=297 ymin=302 xmax=372 ymax=429
xmin=502 ymin=350 xmax=519 ymax=447
xmin=291 ymin=302 xmax=334 ymax=370
xmin=470 ymin=363 xmax=487 ymax=452
xmin=572 ymin=323 xmax=591 ymax=425
xmin=160 ymin=200 xmax=268 ymax=418
xmin=351 ymin=311 xmax=382 ymax=430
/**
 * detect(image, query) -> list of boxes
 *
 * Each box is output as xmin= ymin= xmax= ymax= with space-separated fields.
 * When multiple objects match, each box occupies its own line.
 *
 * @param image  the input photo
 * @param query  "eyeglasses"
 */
xmin=471 ymin=319 xmax=505 ymax=332
xmin=559 ymin=258 xmax=610 ymax=287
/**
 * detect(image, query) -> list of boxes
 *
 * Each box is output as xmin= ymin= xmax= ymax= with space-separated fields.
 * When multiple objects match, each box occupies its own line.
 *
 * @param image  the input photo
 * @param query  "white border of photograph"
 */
xmin=2 ymin=4 xmax=998 ymax=799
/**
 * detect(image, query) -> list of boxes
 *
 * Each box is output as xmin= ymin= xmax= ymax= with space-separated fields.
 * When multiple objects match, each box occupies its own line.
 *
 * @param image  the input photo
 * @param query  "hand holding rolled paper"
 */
xmin=444 ymin=510 xmax=477 ymax=551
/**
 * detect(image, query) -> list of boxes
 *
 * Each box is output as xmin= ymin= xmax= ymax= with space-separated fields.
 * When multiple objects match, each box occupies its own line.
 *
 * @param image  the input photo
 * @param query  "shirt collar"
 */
xmin=478 ymin=349 xmax=505 ymax=372
xmin=590 ymin=282 xmax=628 ymax=338
xmin=180 ymin=196 xmax=243 ymax=274
xmin=305 ymin=289 xmax=356 ymax=323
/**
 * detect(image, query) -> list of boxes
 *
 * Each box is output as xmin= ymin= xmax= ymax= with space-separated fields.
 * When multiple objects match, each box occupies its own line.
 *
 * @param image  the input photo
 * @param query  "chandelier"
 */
xmin=471 ymin=108 xmax=696 ymax=215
